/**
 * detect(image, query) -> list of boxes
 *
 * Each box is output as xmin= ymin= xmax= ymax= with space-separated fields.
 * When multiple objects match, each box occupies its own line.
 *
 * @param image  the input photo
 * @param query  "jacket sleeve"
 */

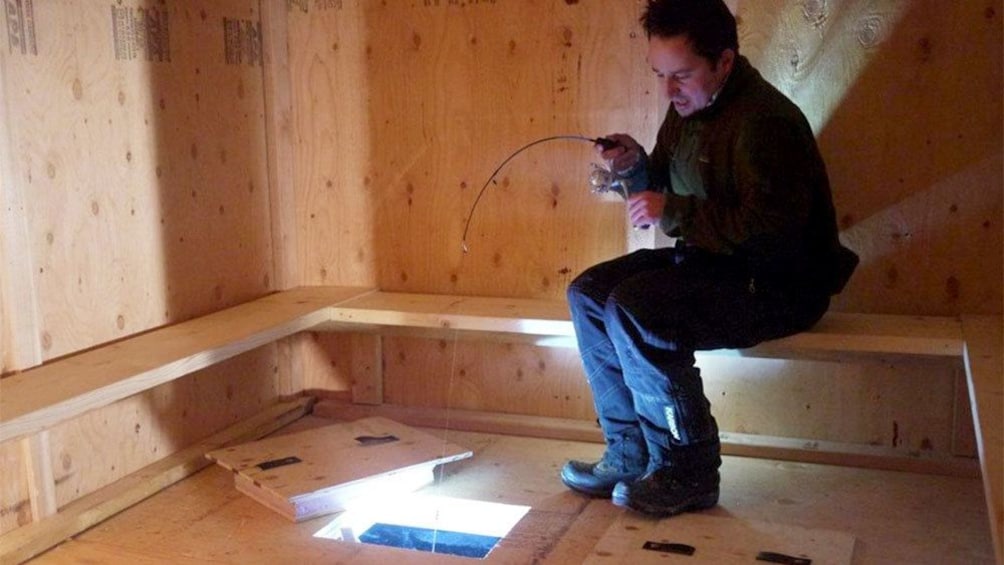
xmin=660 ymin=115 xmax=815 ymax=254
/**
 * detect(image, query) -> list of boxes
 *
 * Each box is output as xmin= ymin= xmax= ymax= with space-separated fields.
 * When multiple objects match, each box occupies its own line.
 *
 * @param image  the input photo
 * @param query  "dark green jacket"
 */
xmin=638 ymin=55 xmax=856 ymax=294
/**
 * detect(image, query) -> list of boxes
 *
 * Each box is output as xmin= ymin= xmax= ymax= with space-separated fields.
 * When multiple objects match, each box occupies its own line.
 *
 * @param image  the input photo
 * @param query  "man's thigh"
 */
xmin=571 ymin=248 xmax=684 ymax=301
xmin=610 ymin=261 xmax=828 ymax=352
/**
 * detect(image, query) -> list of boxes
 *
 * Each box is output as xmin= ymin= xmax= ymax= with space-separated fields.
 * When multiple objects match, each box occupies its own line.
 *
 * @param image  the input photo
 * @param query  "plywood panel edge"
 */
xmin=260 ymin=0 xmax=303 ymax=398
xmin=261 ymin=0 xmax=298 ymax=290
xmin=0 ymin=46 xmax=42 ymax=374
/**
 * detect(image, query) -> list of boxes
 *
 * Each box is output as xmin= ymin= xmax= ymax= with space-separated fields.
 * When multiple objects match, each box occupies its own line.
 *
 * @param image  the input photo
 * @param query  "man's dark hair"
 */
xmin=640 ymin=0 xmax=739 ymax=62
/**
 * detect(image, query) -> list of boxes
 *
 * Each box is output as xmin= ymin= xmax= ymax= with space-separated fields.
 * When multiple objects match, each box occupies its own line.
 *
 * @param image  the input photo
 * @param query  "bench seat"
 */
xmin=324 ymin=290 xmax=967 ymax=358
xmin=0 ymin=286 xmax=372 ymax=444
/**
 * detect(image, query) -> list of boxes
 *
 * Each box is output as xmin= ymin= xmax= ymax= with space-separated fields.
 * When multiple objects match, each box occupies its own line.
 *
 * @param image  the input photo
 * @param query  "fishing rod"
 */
xmin=460 ymin=135 xmax=620 ymax=253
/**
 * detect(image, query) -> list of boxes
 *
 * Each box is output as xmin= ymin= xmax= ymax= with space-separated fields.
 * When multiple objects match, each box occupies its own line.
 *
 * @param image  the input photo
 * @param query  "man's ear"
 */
xmin=716 ymin=48 xmax=736 ymax=74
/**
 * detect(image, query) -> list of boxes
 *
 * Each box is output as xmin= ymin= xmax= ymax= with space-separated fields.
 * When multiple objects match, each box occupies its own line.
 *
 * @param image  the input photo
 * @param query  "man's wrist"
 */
xmin=618 ymin=153 xmax=650 ymax=194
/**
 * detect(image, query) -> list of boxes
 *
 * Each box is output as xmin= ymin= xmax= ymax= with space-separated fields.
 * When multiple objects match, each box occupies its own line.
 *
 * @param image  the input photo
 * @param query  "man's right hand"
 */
xmin=597 ymin=133 xmax=645 ymax=176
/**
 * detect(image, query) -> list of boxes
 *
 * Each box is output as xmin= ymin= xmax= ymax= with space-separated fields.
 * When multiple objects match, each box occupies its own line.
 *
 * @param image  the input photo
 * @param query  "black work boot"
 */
xmin=561 ymin=456 xmax=645 ymax=498
xmin=611 ymin=467 xmax=719 ymax=516
xmin=561 ymin=428 xmax=647 ymax=497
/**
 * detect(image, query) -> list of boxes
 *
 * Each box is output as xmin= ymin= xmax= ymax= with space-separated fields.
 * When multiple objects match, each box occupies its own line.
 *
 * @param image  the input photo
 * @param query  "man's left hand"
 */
xmin=627 ymin=191 xmax=665 ymax=228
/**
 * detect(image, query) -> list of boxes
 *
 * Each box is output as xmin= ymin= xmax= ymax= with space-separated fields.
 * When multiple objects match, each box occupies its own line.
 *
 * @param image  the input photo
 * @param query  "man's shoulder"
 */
xmin=731 ymin=61 xmax=809 ymax=123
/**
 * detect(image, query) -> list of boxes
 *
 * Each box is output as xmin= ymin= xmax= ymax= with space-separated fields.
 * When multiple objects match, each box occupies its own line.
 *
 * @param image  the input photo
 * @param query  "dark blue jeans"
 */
xmin=567 ymin=246 xmax=829 ymax=476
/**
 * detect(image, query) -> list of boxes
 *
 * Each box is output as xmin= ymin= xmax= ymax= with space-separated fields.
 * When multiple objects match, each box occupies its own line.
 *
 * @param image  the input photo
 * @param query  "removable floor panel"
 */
xmin=586 ymin=511 xmax=856 ymax=564
xmin=206 ymin=417 xmax=472 ymax=521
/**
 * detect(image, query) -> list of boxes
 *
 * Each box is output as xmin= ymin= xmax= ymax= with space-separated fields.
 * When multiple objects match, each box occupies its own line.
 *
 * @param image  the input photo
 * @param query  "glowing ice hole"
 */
xmin=315 ymin=492 xmax=531 ymax=559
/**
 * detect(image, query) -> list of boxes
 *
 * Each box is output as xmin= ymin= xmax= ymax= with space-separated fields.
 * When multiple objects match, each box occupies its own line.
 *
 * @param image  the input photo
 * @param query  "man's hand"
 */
xmin=597 ymin=133 xmax=644 ymax=176
xmin=627 ymin=191 xmax=666 ymax=228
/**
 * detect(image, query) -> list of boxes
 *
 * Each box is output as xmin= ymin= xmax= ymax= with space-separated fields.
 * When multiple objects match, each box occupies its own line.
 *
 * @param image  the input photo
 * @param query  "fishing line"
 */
xmin=460 ymin=135 xmax=617 ymax=253
xmin=431 ymin=327 xmax=462 ymax=555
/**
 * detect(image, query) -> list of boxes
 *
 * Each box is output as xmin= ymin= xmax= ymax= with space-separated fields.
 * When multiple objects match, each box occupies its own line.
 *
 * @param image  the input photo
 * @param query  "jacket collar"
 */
xmin=688 ymin=54 xmax=755 ymax=121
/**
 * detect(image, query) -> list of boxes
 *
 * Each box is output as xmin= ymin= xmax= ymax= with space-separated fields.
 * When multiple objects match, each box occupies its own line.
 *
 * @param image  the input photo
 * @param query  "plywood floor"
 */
xmin=33 ymin=416 xmax=995 ymax=564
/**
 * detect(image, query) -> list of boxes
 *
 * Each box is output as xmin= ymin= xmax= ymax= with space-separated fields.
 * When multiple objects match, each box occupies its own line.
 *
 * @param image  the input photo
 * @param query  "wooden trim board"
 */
xmin=326 ymin=292 xmax=577 ymax=338
xmin=21 ymin=431 xmax=57 ymax=522
xmin=962 ymin=315 xmax=1003 ymax=565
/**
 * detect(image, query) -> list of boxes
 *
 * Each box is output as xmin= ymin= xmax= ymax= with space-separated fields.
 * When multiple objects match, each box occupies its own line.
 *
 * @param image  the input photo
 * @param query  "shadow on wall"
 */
xmin=0 ymin=1 xmax=285 ymax=530
xmin=808 ymin=2 xmax=1002 ymax=314
xmin=733 ymin=1 xmax=1001 ymax=315
xmin=145 ymin=3 xmax=278 ymax=456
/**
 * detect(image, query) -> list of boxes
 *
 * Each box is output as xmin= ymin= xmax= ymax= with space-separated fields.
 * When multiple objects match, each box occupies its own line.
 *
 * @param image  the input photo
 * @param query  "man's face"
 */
xmin=647 ymin=34 xmax=734 ymax=118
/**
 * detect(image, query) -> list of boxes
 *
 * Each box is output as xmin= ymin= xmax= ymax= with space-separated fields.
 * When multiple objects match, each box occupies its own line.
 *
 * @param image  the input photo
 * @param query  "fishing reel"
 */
xmin=587 ymin=163 xmax=631 ymax=198
xmin=587 ymin=163 xmax=651 ymax=231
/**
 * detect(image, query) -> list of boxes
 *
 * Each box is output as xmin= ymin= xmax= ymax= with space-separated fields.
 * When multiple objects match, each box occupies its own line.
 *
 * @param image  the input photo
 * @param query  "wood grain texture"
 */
xmin=348 ymin=333 xmax=383 ymax=404
xmin=363 ymin=0 xmax=649 ymax=298
xmin=28 ymin=540 xmax=222 ymax=565
xmin=286 ymin=1 xmax=376 ymax=289
xmin=285 ymin=1 xmax=652 ymax=295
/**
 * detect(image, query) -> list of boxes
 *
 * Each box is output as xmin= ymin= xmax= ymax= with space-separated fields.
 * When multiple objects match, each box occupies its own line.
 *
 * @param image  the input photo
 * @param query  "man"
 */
xmin=561 ymin=0 xmax=857 ymax=517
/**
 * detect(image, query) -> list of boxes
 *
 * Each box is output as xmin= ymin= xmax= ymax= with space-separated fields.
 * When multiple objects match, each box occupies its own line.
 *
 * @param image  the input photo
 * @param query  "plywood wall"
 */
xmin=287 ymin=0 xmax=1001 ymax=313
xmin=286 ymin=0 xmax=1000 ymax=455
xmin=289 ymin=0 xmax=654 ymax=295
xmin=0 ymin=0 xmax=283 ymax=532
xmin=1 ymin=0 xmax=276 ymax=366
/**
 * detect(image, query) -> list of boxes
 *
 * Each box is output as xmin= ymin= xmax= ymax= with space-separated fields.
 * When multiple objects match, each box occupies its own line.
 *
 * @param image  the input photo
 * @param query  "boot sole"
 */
xmin=611 ymin=490 xmax=719 ymax=517
xmin=560 ymin=474 xmax=616 ymax=498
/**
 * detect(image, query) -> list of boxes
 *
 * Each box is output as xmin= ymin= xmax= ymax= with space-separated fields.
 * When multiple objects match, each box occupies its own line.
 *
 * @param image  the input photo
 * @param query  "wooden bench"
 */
xmin=1 ymin=286 xmax=1000 ymax=564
